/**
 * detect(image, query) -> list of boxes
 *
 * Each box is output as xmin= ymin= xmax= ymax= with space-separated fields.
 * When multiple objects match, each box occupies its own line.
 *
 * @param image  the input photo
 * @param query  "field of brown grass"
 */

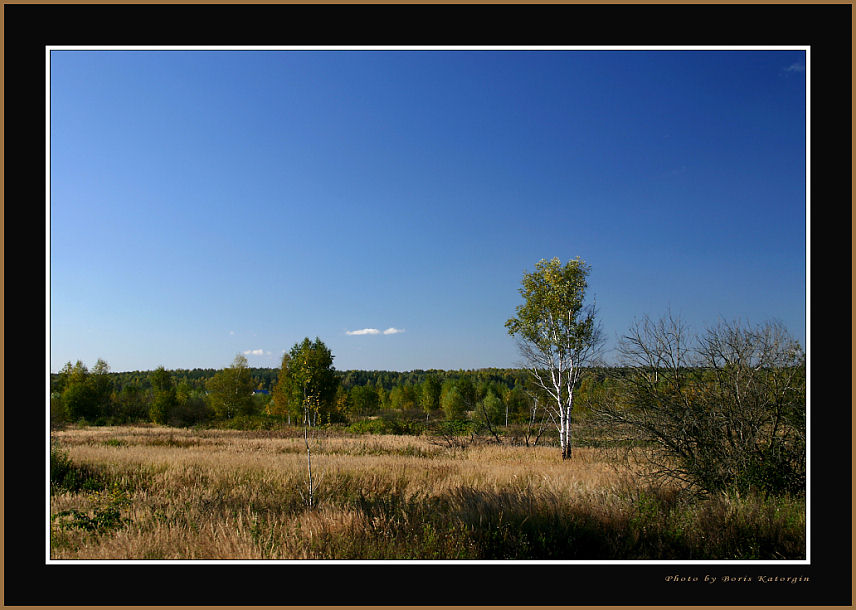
xmin=49 ymin=425 xmax=805 ymax=560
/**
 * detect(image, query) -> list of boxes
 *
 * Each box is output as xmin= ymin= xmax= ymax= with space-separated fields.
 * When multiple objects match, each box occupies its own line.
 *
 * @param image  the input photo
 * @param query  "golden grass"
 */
xmin=50 ymin=425 xmax=805 ymax=560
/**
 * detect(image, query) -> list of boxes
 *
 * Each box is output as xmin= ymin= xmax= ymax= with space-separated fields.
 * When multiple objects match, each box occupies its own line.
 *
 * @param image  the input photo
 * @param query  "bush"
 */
xmin=50 ymin=446 xmax=106 ymax=493
xmin=345 ymin=413 xmax=424 ymax=436
xmin=168 ymin=396 xmax=213 ymax=427
xmin=594 ymin=315 xmax=806 ymax=497
xmin=207 ymin=414 xmax=283 ymax=431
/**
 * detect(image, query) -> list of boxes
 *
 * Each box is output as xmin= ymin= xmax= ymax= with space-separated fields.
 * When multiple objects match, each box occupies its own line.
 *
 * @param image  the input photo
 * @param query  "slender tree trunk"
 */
xmin=302 ymin=385 xmax=314 ymax=509
xmin=304 ymin=406 xmax=314 ymax=508
xmin=562 ymin=405 xmax=573 ymax=460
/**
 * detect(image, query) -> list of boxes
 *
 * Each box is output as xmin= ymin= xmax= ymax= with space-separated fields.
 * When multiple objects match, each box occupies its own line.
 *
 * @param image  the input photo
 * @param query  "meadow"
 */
xmin=49 ymin=424 xmax=805 ymax=561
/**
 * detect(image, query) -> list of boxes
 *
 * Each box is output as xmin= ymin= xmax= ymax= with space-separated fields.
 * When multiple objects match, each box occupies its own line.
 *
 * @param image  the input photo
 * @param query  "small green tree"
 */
xmin=272 ymin=338 xmax=339 ymax=426
xmin=477 ymin=388 xmax=505 ymax=443
xmin=418 ymin=374 xmax=442 ymax=421
xmin=206 ymin=355 xmax=255 ymax=419
xmin=506 ymin=257 xmax=603 ymax=460
xmin=389 ymin=384 xmax=418 ymax=411
xmin=62 ymin=381 xmax=98 ymax=423
xmin=149 ymin=365 xmax=177 ymax=424
xmin=271 ymin=353 xmax=296 ymax=424
xmin=503 ymin=386 xmax=530 ymax=425
xmin=440 ymin=379 xmax=466 ymax=420
xmin=349 ymin=384 xmax=380 ymax=417
xmin=58 ymin=359 xmax=114 ymax=423
xmin=114 ymin=383 xmax=148 ymax=422
xmin=281 ymin=337 xmax=338 ymax=508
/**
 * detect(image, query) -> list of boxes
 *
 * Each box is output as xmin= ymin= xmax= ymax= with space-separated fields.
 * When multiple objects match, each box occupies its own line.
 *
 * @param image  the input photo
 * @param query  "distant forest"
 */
xmin=48 ymin=360 xmax=630 ymax=432
xmin=50 ymin=365 xmax=631 ymax=395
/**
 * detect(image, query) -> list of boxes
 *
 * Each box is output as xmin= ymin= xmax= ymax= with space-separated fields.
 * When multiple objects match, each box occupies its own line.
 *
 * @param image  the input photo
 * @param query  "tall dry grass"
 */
xmin=49 ymin=425 xmax=805 ymax=560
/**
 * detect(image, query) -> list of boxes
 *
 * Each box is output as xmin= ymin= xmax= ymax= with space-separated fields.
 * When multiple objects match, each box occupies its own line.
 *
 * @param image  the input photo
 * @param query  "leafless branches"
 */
xmin=592 ymin=314 xmax=805 ymax=496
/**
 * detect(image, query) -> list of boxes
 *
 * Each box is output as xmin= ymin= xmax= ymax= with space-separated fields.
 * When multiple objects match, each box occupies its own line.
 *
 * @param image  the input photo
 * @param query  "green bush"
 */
xmin=346 ymin=413 xmax=425 ymax=435
xmin=345 ymin=419 xmax=388 ymax=435
xmin=50 ymin=446 xmax=106 ymax=493
xmin=208 ymin=414 xmax=283 ymax=430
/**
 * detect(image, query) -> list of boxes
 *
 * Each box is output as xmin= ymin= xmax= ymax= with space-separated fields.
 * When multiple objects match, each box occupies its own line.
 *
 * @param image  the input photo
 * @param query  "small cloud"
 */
xmin=346 ymin=328 xmax=381 ymax=336
xmin=383 ymin=327 xmax=405 ymax=335
xmin=243 ymin=349 xmax=265 ymax=355
xmin=783 ymin=62 xmax=805 ymax=73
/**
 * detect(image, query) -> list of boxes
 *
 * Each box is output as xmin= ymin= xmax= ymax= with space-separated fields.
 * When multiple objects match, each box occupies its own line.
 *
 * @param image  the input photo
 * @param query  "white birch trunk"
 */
xmin=304 ymin=407 xmax=314 ymax=508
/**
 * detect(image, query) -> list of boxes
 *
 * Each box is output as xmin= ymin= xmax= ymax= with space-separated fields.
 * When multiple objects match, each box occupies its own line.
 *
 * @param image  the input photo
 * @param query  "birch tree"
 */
xmin=206 ymin=354 xmax=254 ymax=419
xmin=272 ymin=337 xmax=338 ymax=508
xmin=505 ymin=257 xmax=603 ymax=460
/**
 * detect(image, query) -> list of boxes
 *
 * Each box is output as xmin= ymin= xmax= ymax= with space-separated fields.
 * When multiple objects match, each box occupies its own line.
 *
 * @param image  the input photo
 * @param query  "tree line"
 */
xmin=50 ymin=352 xmax=615 ymax=431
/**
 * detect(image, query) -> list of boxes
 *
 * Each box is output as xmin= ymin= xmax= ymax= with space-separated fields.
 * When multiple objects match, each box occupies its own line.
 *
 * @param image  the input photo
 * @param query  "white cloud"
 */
xmin=243 ymin=348 xmax=265 ymax=355
xmin=346 ymin=327 xmax=405 ymax=336
xmin=346 ymin=328 xmax=381 ymax=335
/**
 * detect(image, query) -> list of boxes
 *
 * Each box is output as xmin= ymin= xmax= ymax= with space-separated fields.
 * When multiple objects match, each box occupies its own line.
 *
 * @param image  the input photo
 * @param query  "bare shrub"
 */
xmin=592 ymin=313 xmax=805 ymax=496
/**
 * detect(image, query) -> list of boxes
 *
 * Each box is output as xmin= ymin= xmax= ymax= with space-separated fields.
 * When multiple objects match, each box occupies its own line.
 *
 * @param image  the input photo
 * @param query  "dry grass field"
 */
xmin=49 ymin=425 xmax=805 ymax=560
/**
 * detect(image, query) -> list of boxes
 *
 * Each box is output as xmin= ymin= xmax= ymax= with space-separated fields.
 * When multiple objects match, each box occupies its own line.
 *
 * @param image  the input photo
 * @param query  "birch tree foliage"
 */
xmin=505 ymin=257 xmax=602 ymax=459
xmin=505 ymin=257 xmax=595 ymax=356
xmin=206 ymin=354 xmax=255 ymax=419
xmin=272 ymin=337 xmax=338 ymax=425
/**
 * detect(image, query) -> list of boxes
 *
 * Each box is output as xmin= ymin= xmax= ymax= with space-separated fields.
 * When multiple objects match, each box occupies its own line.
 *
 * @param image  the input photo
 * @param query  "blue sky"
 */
xmin=49 ymin=48 xmax=807 ymax=373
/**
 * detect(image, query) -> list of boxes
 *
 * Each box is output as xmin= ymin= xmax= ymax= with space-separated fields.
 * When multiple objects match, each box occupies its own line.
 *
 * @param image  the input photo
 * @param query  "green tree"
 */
xmin=455 ymin=375 xmax=482 ymax=414
xmin=56 ymin=360 xmax=89 ymax=393
xmin=114 ymin=383 xmax=148 ymax=422
xmin=503 ymin=386 xmax=530 ymax=425
xmin=271 ymin=353 xmax=297 ymax=424
xmin=272 ymin=338 xmax=339 ymax=426
xmin=333 ymin=385 xmax=350 ymax=421
xmin=440 ymin=379 xmax=466 ymax=420
xmin=58 ymin=359 xmax=114 ymax=423
xmin=206 ymin=355 xmax=255 ymax=419
xmin=349 ymin=384 xmax=380 ymax=417
xmin=480 ymin=389 xmax=505 ymax=425
xmin=149 ymin=365 xmax=177 ymax=424
xmin=89 ymin=358 xmax=114 ymax=418
xmin=418 ymin=374 xmax=442 ymax=421
xmin=376 ymin=383 xmax=389 ymax=411
xmin=171 ymin=381 xmax=212 ymax=426
xmin=389 ymin=384 xmax=418 ymax=411
xmin=280 ymin=337 xmax=338 ymax=509
xmin=505 ymin=257 xmax=603 ymax=460
xmin=62 ymin=380 xmax=98 ymax=422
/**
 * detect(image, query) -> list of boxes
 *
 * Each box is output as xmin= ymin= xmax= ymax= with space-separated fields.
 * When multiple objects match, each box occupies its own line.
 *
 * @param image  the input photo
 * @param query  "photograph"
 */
xmin=16 ymin=5 xmax=846 ymax=605
xmin=48 ymin=45 xmax=808 ymax=564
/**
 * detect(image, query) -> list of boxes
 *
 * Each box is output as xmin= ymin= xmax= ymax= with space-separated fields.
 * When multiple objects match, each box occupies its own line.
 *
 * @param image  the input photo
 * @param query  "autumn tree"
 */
xmin=506 ymin=257 xmax=603 ymax=460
